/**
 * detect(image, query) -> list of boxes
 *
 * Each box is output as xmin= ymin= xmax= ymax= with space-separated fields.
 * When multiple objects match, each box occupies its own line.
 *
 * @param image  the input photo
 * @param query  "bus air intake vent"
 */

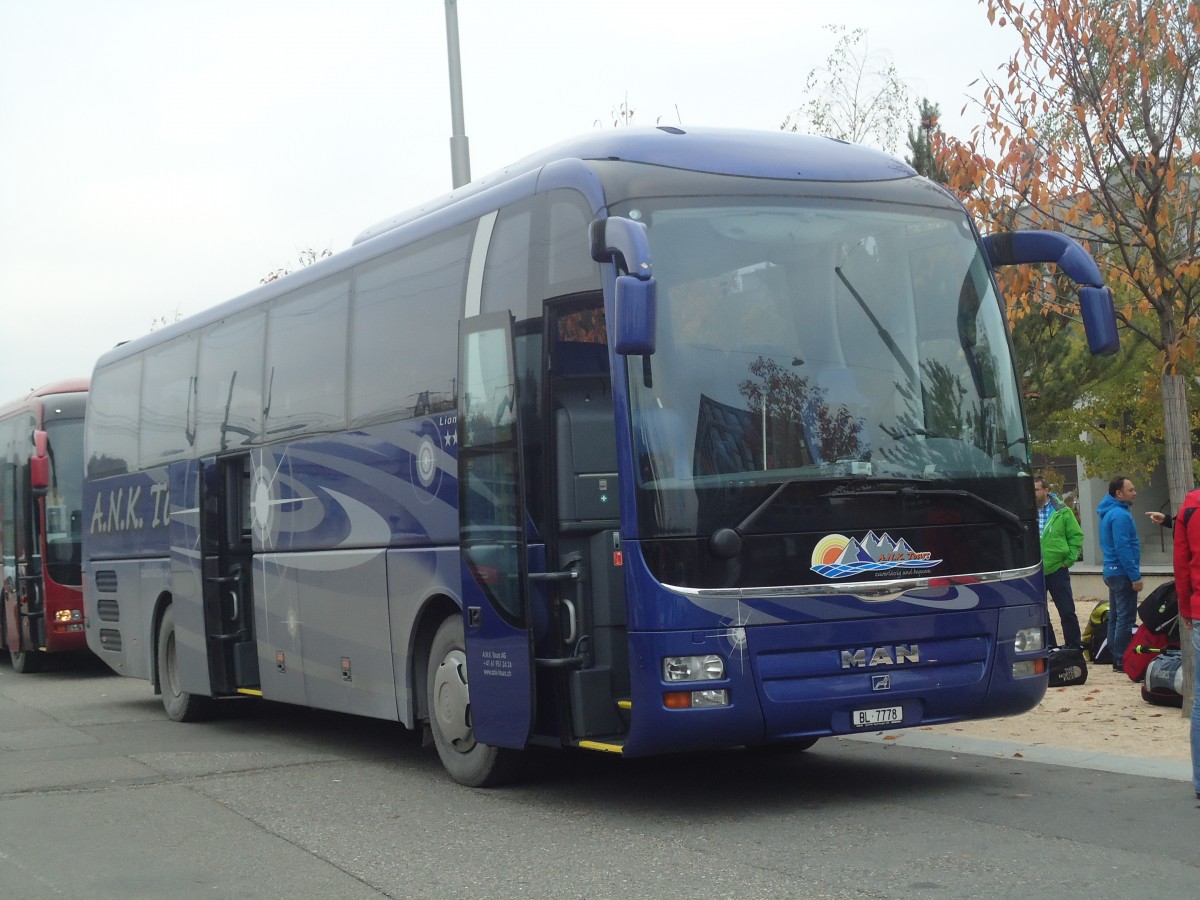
xmin=95 ymin=570 xmax=119 ymax=593
xmin=96 ymin=598 xmax=120 ymax=622
xmin=98 ymin=628 xmax=122 ymax=652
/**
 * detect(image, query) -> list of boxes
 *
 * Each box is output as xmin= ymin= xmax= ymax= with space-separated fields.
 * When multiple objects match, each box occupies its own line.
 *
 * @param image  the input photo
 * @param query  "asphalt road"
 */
xmin=1 ymin=653 xmax=1197 ymax=899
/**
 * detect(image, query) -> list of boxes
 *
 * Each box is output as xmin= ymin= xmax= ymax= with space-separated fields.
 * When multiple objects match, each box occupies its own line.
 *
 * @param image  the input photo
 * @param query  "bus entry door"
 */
xmin=456 ymin=313 xmax=535 ymax=749
xmin=199 ymin=456 xmax=259 ymax=695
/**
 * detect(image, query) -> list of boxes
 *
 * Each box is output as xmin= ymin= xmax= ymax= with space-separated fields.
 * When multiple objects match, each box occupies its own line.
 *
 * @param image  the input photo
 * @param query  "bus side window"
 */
xmin=265 ymin=277 xmax=349 ymax=437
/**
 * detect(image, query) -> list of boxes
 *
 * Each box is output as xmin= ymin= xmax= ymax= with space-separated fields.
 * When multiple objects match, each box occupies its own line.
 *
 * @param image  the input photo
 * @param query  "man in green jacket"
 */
xmin=1035 ymin=476 xmax=1084 ymax=648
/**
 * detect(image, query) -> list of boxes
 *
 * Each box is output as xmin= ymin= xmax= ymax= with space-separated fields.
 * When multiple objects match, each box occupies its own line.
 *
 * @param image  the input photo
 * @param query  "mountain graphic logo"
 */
xmin=810 ymin=531 xmax=942 ymax=580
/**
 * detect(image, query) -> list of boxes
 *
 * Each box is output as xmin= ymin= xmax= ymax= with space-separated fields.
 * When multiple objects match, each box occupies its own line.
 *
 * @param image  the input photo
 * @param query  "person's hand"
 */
xmin=1183 ymin=617 xmax=1194 ymax=631
xmin=1146 ymin=511 xmax=1165 ymax=525
xmin=1132 ymin=579 xmax=1144 ymax=592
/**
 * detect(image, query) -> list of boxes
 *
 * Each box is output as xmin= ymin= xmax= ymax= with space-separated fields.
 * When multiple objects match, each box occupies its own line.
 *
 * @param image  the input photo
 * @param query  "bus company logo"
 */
xmin=810 ymin=531 xmax=941 ymax=580
xmin=841 ymin=645 xmax=920 ymax=669
xmin=89 ymin=483 xmax=171 ymax=534
xmin=415 ymin=435 xmax=437 ymax=487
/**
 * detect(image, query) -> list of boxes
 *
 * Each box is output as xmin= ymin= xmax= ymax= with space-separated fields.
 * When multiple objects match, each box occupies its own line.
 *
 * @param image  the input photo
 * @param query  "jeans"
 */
xmin=1190 ymin=623 xmax=1200 ymax=796
xmin=1045 ymin=567 xmax=1082 ymax=648
xmin=1104 ymin=574 xmax=1137 ymax=668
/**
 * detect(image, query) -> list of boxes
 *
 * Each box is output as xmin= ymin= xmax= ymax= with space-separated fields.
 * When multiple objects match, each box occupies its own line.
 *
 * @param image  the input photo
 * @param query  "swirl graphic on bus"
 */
xmin=810 ymin=531 xmax=942 ymax=580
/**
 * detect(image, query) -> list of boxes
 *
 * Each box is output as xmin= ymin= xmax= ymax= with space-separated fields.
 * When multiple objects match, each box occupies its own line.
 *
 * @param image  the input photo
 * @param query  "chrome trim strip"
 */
xmin=663 ymin=563 xmax=1042 ymax=603
xmin=464 ymin=210 xmax=497 ymax=319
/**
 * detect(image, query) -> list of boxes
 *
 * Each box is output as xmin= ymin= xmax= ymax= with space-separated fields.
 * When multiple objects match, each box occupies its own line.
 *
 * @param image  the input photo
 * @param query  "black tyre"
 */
xmin=426 ymin=616 xmax=523 ymax=787
xmin=157 ymin=605 xmax=213 ymax=722
xmin=10 ymin=647 xmax=44 ymax=674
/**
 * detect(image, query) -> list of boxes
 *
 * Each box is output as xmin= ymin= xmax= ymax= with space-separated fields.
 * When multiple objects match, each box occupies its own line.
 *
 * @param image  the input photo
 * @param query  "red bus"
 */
xmin=1 ymin=379 xmax=89 ymax=672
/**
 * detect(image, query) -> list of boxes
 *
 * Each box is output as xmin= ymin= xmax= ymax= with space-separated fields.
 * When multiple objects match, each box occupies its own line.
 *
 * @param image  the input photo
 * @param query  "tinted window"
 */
xmin=481 ymin=200 xmax=532 ymax=318
xmin=45 ymin=415 xmax=85 ymax=584
xmin=196 ymin=311 xmax=265 ymax=455
xmin=545 ymin=192 xmax=600 ymax=297
xmin=265 ymin=277 xmax=349 ymax=438
xmin=139 ymin=335 xmax=198 ymax=467
xmin=349 ymin=227 xmax=469 ymax=424
xmin=87 ymin=357 xmax=142 ymax=478
xmin=1 ymin=415 xmax=29 ymax=577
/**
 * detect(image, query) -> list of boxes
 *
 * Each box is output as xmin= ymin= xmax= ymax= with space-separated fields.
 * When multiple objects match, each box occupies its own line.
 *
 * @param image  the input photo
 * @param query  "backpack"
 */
xmin=1081 ymin=600 xmax=1110 ymax=664
xmin=1047 ymin=646 xmax=1088 ymax=687
xmin=1141 ymin=649 xmax=1184 ymax=707
xmin=1137 ymin=581 xmax=1179 ymax=637
xmin=1121 ymin=624 xmax=1173 ymax=682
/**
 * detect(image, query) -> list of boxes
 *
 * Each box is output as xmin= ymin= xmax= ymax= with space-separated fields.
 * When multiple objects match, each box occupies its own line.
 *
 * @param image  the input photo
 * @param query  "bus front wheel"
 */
xmin=426 ymin=616 xmax=522 ymax=787
xmin=156 ymin=606 xmax=212 ymax=722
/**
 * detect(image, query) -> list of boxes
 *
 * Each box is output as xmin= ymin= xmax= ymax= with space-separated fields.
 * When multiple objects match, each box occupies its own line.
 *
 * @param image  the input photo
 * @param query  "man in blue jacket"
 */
xmin=1097 ymin=475 xmax=1143 ymax=672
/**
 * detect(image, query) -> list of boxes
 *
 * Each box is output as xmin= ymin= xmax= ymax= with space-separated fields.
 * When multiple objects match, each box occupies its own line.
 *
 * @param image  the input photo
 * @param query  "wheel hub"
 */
xmin=432 ymin=649 xmax=474 ymax=750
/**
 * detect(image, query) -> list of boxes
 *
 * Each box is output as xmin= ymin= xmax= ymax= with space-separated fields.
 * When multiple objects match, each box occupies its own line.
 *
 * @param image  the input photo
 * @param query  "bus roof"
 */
xmin=0 ymin=378 xmax=89 ymax=420
xmin=354 ymin=126 xmax=916 ymax=245
xmin=95 ymin=128 xmax=920 ymax=371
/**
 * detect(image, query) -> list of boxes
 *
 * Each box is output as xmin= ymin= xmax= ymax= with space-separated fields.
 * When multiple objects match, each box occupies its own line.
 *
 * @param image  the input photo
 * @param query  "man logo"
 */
xmin=871 ymin=674 xmax=892 ymax=691
xmin=840 ymin=645 xmax=920 ymax=669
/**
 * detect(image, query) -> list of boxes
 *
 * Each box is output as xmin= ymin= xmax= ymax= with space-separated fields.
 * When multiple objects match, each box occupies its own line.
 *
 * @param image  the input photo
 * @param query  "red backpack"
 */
xmin=1122 ymin=624 xmax=1174 ymax=682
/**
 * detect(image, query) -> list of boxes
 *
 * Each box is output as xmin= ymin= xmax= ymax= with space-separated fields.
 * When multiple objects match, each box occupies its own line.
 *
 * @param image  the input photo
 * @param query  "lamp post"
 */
xmin=444 ymin=0 xmax=471 ymax=188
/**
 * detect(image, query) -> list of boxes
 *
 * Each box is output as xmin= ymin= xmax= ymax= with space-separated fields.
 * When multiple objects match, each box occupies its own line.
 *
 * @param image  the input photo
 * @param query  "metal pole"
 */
xmin=444 ymin=0 xmax=471 ymax=188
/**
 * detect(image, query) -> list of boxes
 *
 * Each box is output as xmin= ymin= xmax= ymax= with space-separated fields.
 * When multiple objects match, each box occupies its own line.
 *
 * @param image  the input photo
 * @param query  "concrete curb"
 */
xmin=844 ymin=729 xmax=1192 ymax=782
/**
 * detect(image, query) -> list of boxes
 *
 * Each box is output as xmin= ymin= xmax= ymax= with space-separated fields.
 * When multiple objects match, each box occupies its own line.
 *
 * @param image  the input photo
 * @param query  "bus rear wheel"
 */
xmin=156 ymin=605 xmax=213 ymax=722
xmin=426 ymin=616 xmax=522 ymax=787
xmin=10 ymin=647 xmax=44 ymax=674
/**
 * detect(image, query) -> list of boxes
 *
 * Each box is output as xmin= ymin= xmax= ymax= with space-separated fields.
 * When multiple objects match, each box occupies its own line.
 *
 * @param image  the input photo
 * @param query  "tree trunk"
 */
xmin=1162 ymin=374 xmax=1193 ymax=511
xmin=1161 ymin=373 xmax=1195 ymax=716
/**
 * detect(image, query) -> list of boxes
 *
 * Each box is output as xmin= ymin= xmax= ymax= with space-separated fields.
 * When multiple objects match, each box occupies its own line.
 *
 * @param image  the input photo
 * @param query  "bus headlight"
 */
xmin=55 ymin=610 xmax=83 ymax=622
xmin=662 ymin=654 xmax=725 ymax=682
xmin=1013 ymin=627 xmax=1044 ymax=653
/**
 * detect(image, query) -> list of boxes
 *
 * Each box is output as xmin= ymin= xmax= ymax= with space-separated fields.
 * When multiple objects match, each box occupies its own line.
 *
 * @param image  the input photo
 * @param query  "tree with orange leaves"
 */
xmin=938 ymin=0 xmax=1200 ymax=513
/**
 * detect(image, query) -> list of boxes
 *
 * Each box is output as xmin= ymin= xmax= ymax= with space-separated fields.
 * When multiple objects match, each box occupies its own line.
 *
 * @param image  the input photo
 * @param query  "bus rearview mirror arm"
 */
xmin=982 ymin=231 xmax=1119 ymax=357
xmin=590 ymin=217 xmax=657 ymax=356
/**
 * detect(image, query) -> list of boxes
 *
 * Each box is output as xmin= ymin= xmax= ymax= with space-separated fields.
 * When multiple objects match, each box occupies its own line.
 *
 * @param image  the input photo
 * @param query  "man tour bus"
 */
xmin=83 ymin=128 xmax=1117 ymax=785
xmin=2 ymin=380 xmax=89 ymax=672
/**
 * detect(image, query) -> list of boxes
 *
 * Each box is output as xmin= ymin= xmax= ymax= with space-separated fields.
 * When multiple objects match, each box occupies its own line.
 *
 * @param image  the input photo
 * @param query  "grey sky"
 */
xmin=0 ymin=0 xmax=1020 ymax=402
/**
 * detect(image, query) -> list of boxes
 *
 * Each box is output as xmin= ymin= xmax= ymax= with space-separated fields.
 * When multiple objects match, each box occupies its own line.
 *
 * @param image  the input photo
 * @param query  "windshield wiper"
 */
xmin=823 ymin=483 xmax=1026 ymax=536
xmin=708 ymin=479 xmax=799 ymax=560
xmin=834 ymin=266 xmax=917 ymax=385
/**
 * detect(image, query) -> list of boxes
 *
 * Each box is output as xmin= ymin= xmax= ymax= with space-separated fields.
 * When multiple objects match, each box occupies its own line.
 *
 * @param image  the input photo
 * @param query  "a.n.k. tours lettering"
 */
xmin=88 ymin=483 xmax=170 ymax=534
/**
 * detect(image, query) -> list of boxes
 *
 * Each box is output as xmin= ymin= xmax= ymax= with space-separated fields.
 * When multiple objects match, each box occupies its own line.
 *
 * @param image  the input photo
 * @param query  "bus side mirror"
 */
xmin=30 ymin=429 xmax=50 ymax=493
xmin=614 ymin=275 xmax=657 ymax=356
xmin=591 ymin=216 xmax=658 ymax=355
xmin=1080 ymin=285 xmax=1119 ymax=356
xmin=982 ymin=230 xmax=1119 ymax=356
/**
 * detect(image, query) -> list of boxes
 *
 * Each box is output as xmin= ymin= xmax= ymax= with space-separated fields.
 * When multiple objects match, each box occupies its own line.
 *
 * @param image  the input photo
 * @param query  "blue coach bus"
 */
xmin=83 ymin=127 xmax=1118 ymax=785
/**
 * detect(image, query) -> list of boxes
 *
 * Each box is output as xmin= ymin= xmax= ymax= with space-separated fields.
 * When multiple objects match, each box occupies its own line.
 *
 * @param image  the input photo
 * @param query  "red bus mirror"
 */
xmin=30 ymin=429 xmax=50 ymax=492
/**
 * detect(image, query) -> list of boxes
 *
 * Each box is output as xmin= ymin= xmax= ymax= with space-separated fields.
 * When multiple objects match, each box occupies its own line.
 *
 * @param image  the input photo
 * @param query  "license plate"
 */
xmin=851 ymin=705 xmax=903 ymax=727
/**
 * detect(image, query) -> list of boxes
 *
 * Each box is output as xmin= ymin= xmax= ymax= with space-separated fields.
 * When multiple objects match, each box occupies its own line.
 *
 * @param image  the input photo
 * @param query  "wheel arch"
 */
xmin=410 ymin=593 xmax=460 ymax=725
xmin=149 ymin=590 xmax=173 ymax=695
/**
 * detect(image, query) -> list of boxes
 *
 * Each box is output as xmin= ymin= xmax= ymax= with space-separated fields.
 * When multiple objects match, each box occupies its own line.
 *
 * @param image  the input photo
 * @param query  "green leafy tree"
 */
xmin=937 ymin=0 xmax=1200 ymax=511
xmin=905 ymin=98 xmax=948 ymax=181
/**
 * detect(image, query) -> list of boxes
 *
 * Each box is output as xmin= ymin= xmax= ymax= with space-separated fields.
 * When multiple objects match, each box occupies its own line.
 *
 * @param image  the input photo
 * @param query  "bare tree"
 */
xmin=261 ymin=247 xmax=333 ymax=284
xmin=782 ymin=25 xmax=911 ymax=154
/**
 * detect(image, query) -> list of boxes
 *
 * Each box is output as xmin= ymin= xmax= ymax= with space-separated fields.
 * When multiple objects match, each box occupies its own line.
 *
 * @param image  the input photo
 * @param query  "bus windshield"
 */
xmin=622 ymin=195 xmax=1029 ymax=539
xmin=44 ymin=416 xmax=84 ymax=583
